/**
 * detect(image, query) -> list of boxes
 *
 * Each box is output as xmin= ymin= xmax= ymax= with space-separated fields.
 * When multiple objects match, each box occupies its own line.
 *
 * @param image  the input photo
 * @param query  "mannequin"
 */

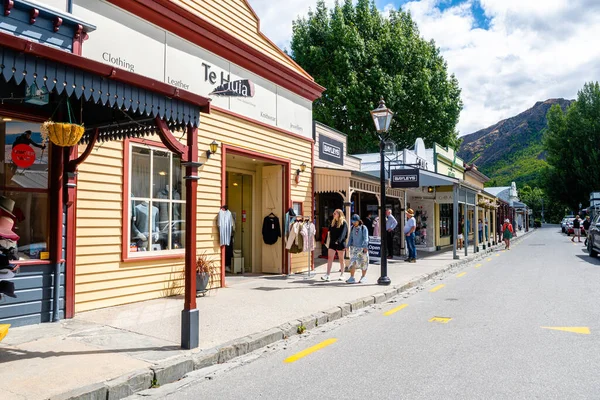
xmin=132 ymin=200 xmax=159 ymax=250
xmin=156 ymin=185 xmax=181 ymax=226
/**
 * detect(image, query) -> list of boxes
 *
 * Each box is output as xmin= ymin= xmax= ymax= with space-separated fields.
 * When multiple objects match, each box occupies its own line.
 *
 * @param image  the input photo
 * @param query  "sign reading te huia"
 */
xmin=210 ymin=79 xmax=255 ymax=98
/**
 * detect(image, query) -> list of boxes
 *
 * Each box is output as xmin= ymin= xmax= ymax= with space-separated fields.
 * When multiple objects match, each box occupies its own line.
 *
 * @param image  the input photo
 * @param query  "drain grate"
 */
xmin=445 ymin=298 xmax=459 ymax=301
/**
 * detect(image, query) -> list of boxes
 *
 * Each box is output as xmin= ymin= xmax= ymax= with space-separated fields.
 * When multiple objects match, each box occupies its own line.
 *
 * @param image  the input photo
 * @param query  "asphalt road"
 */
xmin=147 ymin=226 xmax=600 ymax=400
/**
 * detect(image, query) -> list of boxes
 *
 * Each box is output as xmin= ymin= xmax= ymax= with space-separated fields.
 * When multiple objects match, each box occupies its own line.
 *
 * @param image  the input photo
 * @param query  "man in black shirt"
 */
xmin=571 ymin=215 xmax=582 ymax=243
xmin=12 ymin=130 xmax=46 ymax=150
xmin=363 ymin=212 xmax=374 ymax=236
xmin=583 ymin=216 xmax=591 ymax=246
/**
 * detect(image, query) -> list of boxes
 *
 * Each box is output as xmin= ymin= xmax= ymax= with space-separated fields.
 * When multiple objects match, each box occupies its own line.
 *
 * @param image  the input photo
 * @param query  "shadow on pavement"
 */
xmin=576 ymin=254 xmax=600 ymax=265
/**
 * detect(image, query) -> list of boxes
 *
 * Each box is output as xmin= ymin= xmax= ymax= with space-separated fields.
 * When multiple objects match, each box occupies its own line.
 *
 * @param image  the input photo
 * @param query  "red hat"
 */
xmin=0 ymin=216 xmax=19 ymax=241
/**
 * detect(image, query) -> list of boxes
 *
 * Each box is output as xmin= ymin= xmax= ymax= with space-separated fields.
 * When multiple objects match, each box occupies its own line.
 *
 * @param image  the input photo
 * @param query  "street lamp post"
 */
xmin=370 ymin=97 xmax=394 ymax=286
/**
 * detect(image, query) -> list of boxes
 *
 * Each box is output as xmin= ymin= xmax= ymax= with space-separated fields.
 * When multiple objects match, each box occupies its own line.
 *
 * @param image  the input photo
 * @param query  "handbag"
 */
xmin=325 ymin=231 xmax=331 ymax=248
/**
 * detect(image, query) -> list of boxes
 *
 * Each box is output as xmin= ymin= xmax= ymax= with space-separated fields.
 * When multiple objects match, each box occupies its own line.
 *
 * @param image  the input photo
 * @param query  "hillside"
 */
xmin=458 ymin=99 xmax=573 ymax=187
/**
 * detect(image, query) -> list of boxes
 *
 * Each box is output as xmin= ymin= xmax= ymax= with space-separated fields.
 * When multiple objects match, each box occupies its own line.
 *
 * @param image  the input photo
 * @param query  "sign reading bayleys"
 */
xmin=391 ymin=169 xmax=420 ymax=188
xmin=319 ymin=135 xmax=344 ymax=166
xmin=210 ymin=79 xmax=255 ymax=98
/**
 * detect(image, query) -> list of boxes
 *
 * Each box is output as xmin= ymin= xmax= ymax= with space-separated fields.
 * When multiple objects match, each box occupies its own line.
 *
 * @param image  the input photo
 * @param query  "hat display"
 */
xmin=0 ymin=216 xmax=19 ymax=241
xmin=0 ymin=196 xmax=15 ymax=218
xmin=351 ymin=214 xmax=361 ymax=223
xmin=0 ymin=280 xmax=16 ymax=298
xmin=406 ymin=208 xmax=415 ymax=216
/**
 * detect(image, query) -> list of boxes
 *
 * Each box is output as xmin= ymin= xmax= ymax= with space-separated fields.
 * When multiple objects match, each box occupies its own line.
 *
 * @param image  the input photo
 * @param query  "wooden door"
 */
xmin=261 ymin=165 xmax=283 ymax=273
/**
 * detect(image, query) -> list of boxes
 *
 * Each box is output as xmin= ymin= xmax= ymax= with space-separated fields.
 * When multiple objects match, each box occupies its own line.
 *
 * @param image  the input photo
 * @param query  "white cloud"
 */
xmin=249 ymin=0 xmax=600 ymax=135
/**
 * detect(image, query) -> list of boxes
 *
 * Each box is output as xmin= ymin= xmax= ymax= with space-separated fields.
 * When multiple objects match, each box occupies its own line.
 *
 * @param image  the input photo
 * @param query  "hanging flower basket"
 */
xmin=42 ymin=120 xmax=85 ymax=147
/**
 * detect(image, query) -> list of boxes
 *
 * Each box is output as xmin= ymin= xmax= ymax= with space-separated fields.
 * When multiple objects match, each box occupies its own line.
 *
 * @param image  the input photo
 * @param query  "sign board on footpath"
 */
xmin=368 ymin=236 xmax=381 ymax=264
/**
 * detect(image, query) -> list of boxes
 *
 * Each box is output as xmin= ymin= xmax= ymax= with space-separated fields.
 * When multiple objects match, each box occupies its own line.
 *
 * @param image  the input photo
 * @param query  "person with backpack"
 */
xmin=346 ymin=214 xmax=369 ymax=284
xmin=502 ymin=219 xmax=514 ymax=250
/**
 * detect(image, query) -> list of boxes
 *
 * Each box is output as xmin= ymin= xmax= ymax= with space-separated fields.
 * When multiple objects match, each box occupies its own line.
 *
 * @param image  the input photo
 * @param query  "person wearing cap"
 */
xmin=12 ymin=130 xmax=46 ymax=150
xmin=385 ymin=209 xmax=397 ymax=259
xmin=346 ymin=214 xmax=369 ymax=284
xmin=404 ymin=208 xmax=417 ymax=262
xmin=502 ymin=218 xmax=513 ymax=250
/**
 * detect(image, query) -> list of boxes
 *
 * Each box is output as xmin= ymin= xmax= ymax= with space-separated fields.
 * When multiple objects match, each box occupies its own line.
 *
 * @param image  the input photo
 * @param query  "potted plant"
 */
xmin=196 ymin=252 xmax=216 ymax=295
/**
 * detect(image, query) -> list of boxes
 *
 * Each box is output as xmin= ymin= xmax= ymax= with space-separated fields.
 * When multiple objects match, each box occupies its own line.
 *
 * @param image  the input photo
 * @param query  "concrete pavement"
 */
xmin=0 ymin=230 xmax=532 ymax=400
xmin=148 ymin=225 xmax=599 ymax=399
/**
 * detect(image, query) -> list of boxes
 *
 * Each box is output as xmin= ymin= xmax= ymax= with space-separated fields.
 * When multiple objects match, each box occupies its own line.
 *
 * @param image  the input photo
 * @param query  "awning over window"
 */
xmin=0 ymin=46 xmax=201 ymax=128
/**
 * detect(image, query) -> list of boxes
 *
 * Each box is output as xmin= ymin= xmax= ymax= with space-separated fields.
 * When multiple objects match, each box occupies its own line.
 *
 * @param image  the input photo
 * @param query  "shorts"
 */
xmin=458 ymin=234 xmax=464 ymax=240
xmin=349 ymin=246 xmax=369 ymax=270
xmin=328 ymin=242 xmax=346 ymax=251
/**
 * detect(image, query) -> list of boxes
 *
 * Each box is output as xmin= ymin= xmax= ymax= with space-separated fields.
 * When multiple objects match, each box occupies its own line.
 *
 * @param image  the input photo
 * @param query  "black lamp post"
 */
xmin=370 ymin=97 xmax=394 ymax=286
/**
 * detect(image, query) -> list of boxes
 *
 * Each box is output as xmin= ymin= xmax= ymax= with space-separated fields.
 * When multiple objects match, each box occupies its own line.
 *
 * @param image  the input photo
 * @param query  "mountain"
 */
xmin=458 ymin=98 xmax=573 ymax=187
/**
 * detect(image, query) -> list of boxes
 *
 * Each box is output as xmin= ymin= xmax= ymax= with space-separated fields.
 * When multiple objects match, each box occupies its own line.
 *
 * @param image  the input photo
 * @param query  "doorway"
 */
xmin=226 ymin=171 xmax=253 ymax=274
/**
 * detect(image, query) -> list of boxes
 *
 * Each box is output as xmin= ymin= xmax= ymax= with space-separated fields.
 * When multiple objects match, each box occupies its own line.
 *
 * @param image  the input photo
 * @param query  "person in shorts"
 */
xmin=571 ymin=215 xmax=582 ymax=243
xmin=346 ymin=214 xmax=369 ymax=284
xmin=322 ymin=209 xmax=348 ymax=282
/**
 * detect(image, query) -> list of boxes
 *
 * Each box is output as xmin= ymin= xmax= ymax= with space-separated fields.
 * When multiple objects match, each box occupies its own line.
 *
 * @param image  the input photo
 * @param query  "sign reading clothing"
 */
xmin=391 ymin=169 xmax=420 ymax=188
xmin=319 ymin=136 xmax=344 ymax=165
xmin=73 ymin=0 xmax=312 ymax=138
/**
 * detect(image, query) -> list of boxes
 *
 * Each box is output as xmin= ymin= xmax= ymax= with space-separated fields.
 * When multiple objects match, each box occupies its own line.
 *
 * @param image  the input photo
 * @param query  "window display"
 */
xmin=129 ymin=144 xmax=185 ymax=254
xmin=440 ymin=204 xmax=452 ymax=238
xmin=0 ymin=119 xmax=49 ymax=260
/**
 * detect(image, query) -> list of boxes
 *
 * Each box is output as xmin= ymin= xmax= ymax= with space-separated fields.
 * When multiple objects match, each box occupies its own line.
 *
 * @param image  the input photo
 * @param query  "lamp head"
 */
xmin=207 ymin=140 xmax=219 ymax=158
xmin=370 ymin=97 xmax=394 ymax=133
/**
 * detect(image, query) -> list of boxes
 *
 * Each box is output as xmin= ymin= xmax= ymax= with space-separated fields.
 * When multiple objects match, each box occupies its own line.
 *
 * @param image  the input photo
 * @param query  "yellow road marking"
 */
xmin=429 ymin=284 xmax=445 ymax=293
xmin=284 ymin=338 xmax=338 ymax=363
xmin=486 ymin=258 xmax=492 ymax=261
xmin=495 ymin=254 xmax=500 ymax=257
xmin=456 ymin=272 xmax=466 ymax=277
xmin=429 ymin=317 xmax=452 ymax=323
xmin=0 ymin=324 xmax=9 ymax=342
xmin=541 ymin=327 xmax=590 ymax=335
xmin=384 ymin=304 xmax=408 ymax=316
xmin=475 ymin=263 xmax=482 ymax=268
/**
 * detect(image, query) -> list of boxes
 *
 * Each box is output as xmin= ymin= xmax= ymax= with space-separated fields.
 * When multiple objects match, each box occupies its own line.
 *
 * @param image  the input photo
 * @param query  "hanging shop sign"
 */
xmin=319 ymin=135 xmax=344 ymax=166
xmin=391 ymin=169 xmax=420 ymax=188
xmin=11 ymin=144 xmax=36 ymax=168
xmin=368 ymin=236 xmax=381 ymax=264
xmin=210 ymin=79 xmax=255 ymax=97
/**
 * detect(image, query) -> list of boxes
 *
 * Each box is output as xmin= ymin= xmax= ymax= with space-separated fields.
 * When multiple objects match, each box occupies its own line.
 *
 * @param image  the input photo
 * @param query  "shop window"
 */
xmin=440 ymin=204 xmax=453 ymax=238
xmin=0 ymin=119 xmax=49 ymax=260
xmin=128 ymin=144 xmax=185 ymax=254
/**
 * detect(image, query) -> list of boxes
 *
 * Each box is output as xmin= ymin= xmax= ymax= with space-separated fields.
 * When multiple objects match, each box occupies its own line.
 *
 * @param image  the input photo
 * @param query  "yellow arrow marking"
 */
xmin=429 ymin=317 xmax=452 ymax=324
xmin=284 ymin=338 xmax=338 ymax=363
xmin=475 ymin=263 xmax=483 ymax=268
xmin=541 ymin=327 xmax=590 ymax=335
xmin=384 ymin=304 xmax=408 ymax=316
xmin=0 ymin=324 xmax=10 ymax=342
xmin=429 ymin=284 xmax=445 ymax=293
xmin=456 ymin=272 xmax=466 ymax=277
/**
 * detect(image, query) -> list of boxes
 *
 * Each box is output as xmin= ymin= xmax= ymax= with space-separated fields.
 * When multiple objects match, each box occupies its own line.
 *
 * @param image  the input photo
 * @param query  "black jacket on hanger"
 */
xmin=262 ymin=214 xmax=281 ymax=245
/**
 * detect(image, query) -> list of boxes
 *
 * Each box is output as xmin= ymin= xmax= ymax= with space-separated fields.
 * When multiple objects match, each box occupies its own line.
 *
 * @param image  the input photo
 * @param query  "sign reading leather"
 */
xmin=391 ymin=169 xmax=420 ymax=188
xmin=210 ymin=79 xmax=255 ymax=97
xmin=319 ymin=136 xmax=344 ymax=165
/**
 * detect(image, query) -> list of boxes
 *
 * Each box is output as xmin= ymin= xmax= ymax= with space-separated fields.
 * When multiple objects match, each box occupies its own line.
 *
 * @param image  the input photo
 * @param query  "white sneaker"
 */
xmin=321 ymin=275 xmax=330 ymax=282
xmin=338 ymin=273 xmax=344 ymax=281
xmin=359 ymin=277 xmax=367 ymax=284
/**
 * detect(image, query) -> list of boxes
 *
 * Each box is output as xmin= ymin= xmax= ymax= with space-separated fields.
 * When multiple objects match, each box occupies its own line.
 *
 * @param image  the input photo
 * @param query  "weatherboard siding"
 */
xmin=172 ymin=0 xmax=309 ymax=78
xmin=74 ymin=110 xmax=312 ymax=312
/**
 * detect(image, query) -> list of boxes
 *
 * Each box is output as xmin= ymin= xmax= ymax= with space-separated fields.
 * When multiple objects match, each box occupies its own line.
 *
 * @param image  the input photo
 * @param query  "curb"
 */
xmin=49 ymin=231 xmax=534 ymax=400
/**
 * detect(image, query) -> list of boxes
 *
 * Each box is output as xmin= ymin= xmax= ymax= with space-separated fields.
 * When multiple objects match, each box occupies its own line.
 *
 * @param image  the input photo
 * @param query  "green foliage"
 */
xmin=544 ymin=82 xmax=600 ymax=211
xmin=290 ymin=0 xmax=462 ymax=153
xmin=481 ymin=143 xmax=547 ymax=188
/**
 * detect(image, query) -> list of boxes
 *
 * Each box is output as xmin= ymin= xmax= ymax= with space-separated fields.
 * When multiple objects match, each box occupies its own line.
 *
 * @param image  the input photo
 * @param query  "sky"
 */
xmin=249 ymin=0 xmax=600 ymax=135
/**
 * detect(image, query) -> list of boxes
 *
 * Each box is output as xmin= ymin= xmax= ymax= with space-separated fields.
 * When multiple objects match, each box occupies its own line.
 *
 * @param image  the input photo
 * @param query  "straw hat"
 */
xmin=406 ymin=208 xmax=415 ymax=216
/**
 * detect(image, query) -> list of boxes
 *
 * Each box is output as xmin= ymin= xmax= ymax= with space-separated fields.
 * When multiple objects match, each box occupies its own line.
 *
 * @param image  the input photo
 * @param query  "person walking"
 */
xmin=478 ymin=219 xmax=484 ymax=243
xmin=457 ymin=217 xmax=464 ymax=250
xmin=502 ymin=219 xmax=513 ymax=250
xmin=346 ymin=214 xmax=369 ymax=284
xmin=404 ymin=208 xmax=417 ymax=263
xmin=322 ymin=209 xmax=348 ymax=282
xmin=385 ymin=209 xmax=398 ymax=259
xmin=571 ymin=215 xmax=582 ymax=243
xmin=583 ymin=215 xmax=591 ymax=246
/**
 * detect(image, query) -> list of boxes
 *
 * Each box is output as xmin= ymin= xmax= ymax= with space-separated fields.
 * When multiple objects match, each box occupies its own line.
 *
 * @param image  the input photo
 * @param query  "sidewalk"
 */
xmin=0 ymin=230 xmax=534 ymax=400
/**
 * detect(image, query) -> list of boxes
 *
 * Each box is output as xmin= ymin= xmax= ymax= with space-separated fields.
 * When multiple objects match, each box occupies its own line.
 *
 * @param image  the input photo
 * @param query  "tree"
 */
xmin=290 ymin=0 xmax=463 ymax=154
xmin=544 ymin=82 xmax=600 ymax=211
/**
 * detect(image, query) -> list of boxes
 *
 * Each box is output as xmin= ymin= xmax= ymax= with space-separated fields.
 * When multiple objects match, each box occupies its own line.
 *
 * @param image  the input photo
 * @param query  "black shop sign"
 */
xmin=319 ymin=136 xmax=344 ymax=166
xmin=391 ymin=169 xmax=420 ymax=188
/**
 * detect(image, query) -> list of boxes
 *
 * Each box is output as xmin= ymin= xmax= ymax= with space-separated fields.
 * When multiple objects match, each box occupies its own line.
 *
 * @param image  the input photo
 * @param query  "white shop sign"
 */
xmin=436 ymin=192 xmax=453 ymax=204
xmin=72 ymin=0 xmax=312 ymax=138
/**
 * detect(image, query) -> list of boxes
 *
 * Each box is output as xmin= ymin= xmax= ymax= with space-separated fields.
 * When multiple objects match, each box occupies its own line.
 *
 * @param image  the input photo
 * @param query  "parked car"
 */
xmin=565 ymin=218 xmax=586 ymax=235
xmin=587 ymin=215 xmax=600 ymax=257
xmin=561 ymin=215 xmax=574 ymax=233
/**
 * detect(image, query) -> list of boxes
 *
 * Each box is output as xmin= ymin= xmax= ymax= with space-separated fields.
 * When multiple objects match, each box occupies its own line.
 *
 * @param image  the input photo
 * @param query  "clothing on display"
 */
xmin=286 ymin=220 xmax=304 ymax=253
xmin=131 ymin=202 xmax=159 ymax=242
xmin=285 ymin=217 xmax=315 ymax=254
xmin=217 ymin=206 xmax=235 ymax=247
xmin=262 ymin=213 xmax=281 ymax=245
xmin=0 ymin=205 xmax=19 ymax=301
xmin=284 ymin=208 xmax=296 ymax=235
xmin=300 ymin=221 xmax=316 ymax=252
xmin=156 ymin=186 xmax=181 ymax=225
